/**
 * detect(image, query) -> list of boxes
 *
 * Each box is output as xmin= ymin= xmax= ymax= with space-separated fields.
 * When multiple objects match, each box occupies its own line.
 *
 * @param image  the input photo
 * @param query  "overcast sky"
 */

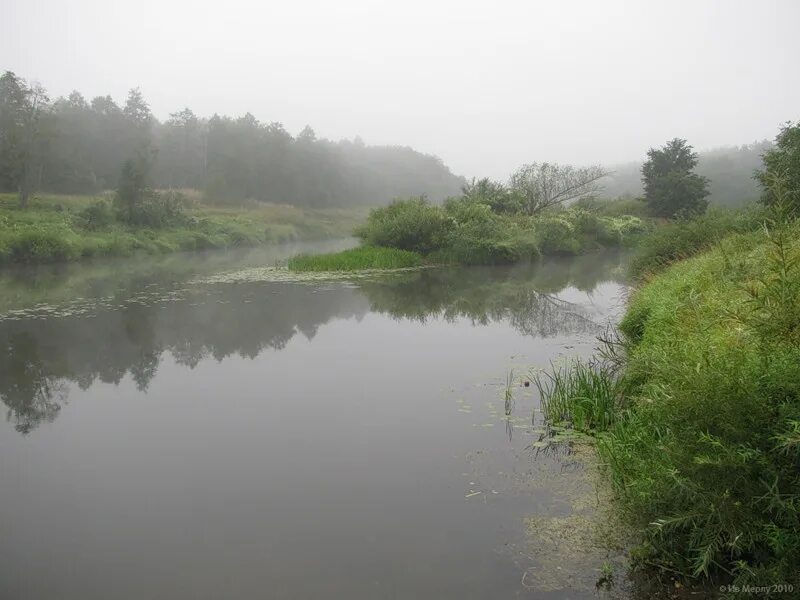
xmin=2 ymin=0 xmax=798 ymax=179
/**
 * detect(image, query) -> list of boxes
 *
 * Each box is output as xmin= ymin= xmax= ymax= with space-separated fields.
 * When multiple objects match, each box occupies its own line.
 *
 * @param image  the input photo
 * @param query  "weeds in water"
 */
xmin=533 ymin=360 xmax=620 ymax=434
xmin=504 ymin=370 xmax=515 ymax=416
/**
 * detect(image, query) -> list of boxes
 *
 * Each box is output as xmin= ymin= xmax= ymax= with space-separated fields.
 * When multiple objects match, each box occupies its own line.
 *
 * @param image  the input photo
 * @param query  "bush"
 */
xmin=8 ymin=229 xmax=80 ymax=263
xmin=439 ymin=200 xmax=537 ymax=264
xmin=355 ymin=197 xmax=452 ymax=253
xmin=117 ymin=189 xmax=188 ymax=228
xmin=352 ymin=196 xmax=639 ymax=264
xmin=535 ymin=215 xmax=582 ymax=255
xmin=78 ymin=199 xmax=115 ymax=230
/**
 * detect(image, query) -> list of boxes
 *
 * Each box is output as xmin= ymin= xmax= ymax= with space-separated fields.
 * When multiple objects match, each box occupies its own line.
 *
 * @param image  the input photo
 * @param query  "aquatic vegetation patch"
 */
xmin=287 ymin=246 xmax=423 ymax=271
xmin=191 ymin=265 xmax=426 ymax=285
xmin=533 ymin=359 xmax=621 ymax=434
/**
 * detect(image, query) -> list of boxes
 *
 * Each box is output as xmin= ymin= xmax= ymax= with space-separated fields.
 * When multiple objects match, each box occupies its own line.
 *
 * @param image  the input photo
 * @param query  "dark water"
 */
xmin=0 ymin=242 xmax=631 ymax=599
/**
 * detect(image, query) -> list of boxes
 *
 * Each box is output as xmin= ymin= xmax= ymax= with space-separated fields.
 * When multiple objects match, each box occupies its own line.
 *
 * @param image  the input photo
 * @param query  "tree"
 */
xmin=123 ymin=87 xmax=152 ymax=127
xmin=460 ymin=177 xmax=523 ymax=214
xmin=755 ymin=121 xmax=800 ymax=213
xmin=0 ymin=71 xmax=51 ymax=207
xmin=0 ymin=71 xmax=27 ymax=193
xmin=641 ymin=138 xmax=709 ymax=218
xmin=115 ymin=149 xmax=153 ymax=224
xmin=157 ymin=107 xmax=205 ymax=188
xmin=508 ymin=163 xmax=608 ymax=215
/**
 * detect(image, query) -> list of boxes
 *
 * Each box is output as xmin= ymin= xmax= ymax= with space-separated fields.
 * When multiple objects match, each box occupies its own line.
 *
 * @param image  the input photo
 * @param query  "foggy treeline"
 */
xmin=602 ymin=141 xmax=771 ymax=206
xmin=0 ymin=72 xmax=464 ymax=206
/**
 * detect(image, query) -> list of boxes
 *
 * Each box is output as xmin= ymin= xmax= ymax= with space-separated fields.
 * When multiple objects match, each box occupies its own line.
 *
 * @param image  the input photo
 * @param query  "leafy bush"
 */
xmin=438 ymin=200 xmax=537 ymax=264
xmin=355 ymin=197 xmax=452 ymax=253
xmin=535 ymin=215 xmax=582 ymax=255
xmin=352 ymin=196 xmax=637 ymax=265
xmin=117 ymin=189 xmax=188 ymax=228
xmin=8 ymin=229 xmax=80 ymax=263
xmin=78 ymin=199 xmax=115 ymax=230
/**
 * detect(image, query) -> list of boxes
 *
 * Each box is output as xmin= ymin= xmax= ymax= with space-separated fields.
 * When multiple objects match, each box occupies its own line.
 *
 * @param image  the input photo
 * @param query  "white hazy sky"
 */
xmin=2 ymin=0 xmax=798 ymax=179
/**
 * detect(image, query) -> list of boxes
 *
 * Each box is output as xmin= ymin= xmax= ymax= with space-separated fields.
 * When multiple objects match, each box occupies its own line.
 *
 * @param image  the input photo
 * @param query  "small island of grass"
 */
xmin=287 ymin=246 xmax=423 ymax=272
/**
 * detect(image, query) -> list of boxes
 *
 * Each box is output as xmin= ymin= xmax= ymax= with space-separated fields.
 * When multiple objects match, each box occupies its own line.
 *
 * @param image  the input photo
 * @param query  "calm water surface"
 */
xmin=0 ymin=242 xmax=631 ymax=599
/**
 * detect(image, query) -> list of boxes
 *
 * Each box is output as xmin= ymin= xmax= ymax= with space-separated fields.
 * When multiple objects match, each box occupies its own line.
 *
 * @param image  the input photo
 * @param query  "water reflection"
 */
xmin=360 ymin=265 xmax=604 ymax=337
xmin=0 ymin=250 xmax=627 ymax=434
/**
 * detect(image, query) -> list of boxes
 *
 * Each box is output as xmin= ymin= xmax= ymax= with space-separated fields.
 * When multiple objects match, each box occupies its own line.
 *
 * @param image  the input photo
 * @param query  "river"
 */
xmin=0 ymin=241 xmax=632 ymax=599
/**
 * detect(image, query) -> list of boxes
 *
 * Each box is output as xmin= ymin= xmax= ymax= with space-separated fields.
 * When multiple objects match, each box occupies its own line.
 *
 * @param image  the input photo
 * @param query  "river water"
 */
xmin=0 ymin=241 xmax=632 ymax=599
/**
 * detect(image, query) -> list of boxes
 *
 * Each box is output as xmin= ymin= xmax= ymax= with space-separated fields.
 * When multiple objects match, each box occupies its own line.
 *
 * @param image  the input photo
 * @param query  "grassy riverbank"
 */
xmin=537 ymin=214 xmax=800 ymax=589
xmin=0 ymin=193 xmax=365 ymax=265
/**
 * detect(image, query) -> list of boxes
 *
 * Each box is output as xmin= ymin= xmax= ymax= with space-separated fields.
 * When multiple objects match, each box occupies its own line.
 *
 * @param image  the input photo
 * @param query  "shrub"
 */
xmin=535 ymin=215 xmax=581 ymax=255
xmin=355 ymin=197 xmax=451 ymax=253
xmin=78 ymin=199 xmax=115 ymax=230
xmin=439 ymin=200 xmax=536 ymax=264
xmin=8 ymin=229 xmax=80 ymax=263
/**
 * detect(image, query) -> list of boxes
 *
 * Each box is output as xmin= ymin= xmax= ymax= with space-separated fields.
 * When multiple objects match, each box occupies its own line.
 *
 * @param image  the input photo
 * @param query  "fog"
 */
xmin=2 ymin=0 xmax=799 ymax=179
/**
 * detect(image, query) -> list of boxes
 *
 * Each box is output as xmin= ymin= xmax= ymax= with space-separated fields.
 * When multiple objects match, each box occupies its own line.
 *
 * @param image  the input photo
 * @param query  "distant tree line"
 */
xmin=0 ymin=71 xmax=464 ymax=207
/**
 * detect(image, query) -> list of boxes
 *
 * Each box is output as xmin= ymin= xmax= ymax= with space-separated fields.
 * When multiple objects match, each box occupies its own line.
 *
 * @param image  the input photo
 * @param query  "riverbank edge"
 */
xmin=535 ymin=218 xmax=800 ymax=594
xmin=0 ymin=193 xmax=367 ymax=267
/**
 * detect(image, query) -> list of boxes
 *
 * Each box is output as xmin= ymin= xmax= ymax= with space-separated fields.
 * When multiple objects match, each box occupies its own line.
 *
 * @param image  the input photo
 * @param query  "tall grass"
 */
xmin=287 ymin=246 xmax=422 ymax=271
xmin=598 ymin=215 xmax=800 ymax=587
xmin=628 ymin=205 xmax=767 ymax=277
xmin=534 ymin=360 xmax=620 ymax=433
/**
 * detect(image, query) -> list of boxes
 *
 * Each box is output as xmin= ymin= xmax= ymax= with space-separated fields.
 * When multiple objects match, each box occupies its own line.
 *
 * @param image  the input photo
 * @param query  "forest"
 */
xmin=0 ymin=71 xmax=464 ymax=207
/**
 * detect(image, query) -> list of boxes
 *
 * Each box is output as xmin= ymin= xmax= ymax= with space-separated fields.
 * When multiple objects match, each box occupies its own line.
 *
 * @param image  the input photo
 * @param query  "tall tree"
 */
xmin=0 ymin=71 xmax=27 ymax=193
xmin=508 ymin=163 xmax=608 ymax=215
xmin=157 ymin=107 xmax=205 ymax=188
xmin=115 ymin=149 xmax=154 ymax=224
xmin=0 ymin=71 xmax=51 ymax=207
xmin=755 ymin=121 xmax=800 ymax=213
xmin=641 ymin=138 xmax=709 ymax=218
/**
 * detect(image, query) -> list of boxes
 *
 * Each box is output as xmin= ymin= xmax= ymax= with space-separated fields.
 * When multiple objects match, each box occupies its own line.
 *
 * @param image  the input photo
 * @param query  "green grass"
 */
xmin=287 ymin=246 xmax=422 ymax=271
xmin=534 ymin=360 xmax=620 ymax=433
xmin=541 ymin=217 xmax=800 ymax=588
xmin=0 ymin=193 xmax=365 ymax=265
xmin=628 ymin=205 xmax=767 ymax=277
